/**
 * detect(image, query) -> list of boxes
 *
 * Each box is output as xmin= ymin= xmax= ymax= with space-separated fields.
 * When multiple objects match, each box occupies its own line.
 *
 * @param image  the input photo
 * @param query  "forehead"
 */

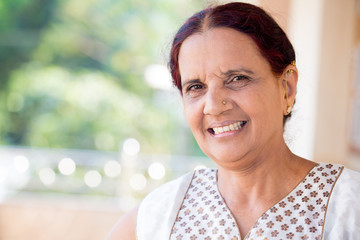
xmin=178 ymin=28 xmax=266 ymax=79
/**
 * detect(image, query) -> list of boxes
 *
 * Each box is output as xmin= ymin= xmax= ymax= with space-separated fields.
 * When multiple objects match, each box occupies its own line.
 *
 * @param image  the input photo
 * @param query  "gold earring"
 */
xmin=286 ymin=105 xmax=292 ymax=114
xmin=285 ymin=79 xmax=292 ymax=114
xmin=287 ymin=60 xmax=296 ymax=75
xmin=222 ymin=100 xmax=226 ymax=105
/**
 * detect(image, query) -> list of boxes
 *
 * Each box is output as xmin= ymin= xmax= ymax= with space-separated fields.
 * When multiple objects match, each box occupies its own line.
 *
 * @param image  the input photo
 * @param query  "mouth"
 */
xmin=208 ymin=121 xmax=247 ymax=135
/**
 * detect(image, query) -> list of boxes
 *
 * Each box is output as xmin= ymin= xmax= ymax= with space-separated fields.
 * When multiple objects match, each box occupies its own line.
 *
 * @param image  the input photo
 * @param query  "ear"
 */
xmin=281 ymin=65 xmax=298 ymax=115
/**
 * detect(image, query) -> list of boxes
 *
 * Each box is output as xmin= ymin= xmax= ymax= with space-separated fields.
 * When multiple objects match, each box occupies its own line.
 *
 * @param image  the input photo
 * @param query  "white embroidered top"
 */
xmin=137 ymin=163 xmax=360 ymax=240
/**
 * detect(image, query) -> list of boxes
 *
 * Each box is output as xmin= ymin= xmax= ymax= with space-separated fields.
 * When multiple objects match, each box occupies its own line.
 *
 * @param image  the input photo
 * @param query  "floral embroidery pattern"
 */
xmin=171 ymin=169 xmax=240 ymax=240
xmin=170 ymin=163 xmax=343 ymax=240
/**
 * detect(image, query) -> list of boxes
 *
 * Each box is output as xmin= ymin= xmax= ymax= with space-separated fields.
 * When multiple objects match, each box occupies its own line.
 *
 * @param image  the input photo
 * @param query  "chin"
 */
xmin=203 ymin=149 xmax=246 ymax=165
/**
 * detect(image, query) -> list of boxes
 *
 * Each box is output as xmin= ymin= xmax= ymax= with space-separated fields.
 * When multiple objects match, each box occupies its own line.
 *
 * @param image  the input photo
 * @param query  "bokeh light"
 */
xmin=104 ymin=160 xmax=121 ymax=178
xmin=58 ymin=158 xmax=76 ymax=175
xmin=122 ymin=138 xmax=140 ymax=156
xmin=38 ymin=168 xmax=56 ymax=186
xmin=13 ymin=155 xmax=30 ymax=173
xmin=84 ymin=170 xmax=102 ymax=188
xmin=148 ymin=162 xmax=165 ymax=180
xmin=129 ymin=173 xmax=147 ymax=191
xmin=144 ymin=64 xmax=173 ymax=90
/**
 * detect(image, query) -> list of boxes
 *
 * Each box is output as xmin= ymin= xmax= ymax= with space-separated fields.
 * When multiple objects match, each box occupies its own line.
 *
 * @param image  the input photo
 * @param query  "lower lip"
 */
xmin=211 ymin=122 xmax=247 ymax=138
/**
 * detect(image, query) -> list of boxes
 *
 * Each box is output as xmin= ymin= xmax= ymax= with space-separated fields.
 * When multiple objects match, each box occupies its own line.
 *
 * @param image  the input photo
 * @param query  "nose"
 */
xmin=203 ymin=88 xmax=233 ymax=116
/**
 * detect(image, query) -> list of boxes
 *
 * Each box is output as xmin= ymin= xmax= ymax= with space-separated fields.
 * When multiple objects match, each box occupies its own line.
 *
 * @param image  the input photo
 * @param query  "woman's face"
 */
xmin=179 ymin=28 xmax=288 ymax=167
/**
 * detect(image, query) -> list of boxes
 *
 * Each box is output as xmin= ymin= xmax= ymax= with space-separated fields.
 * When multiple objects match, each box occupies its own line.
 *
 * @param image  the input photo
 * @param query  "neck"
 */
xmin=214 ymin=140 xmax=316 ymax=239
xmin=216 ymin=144 xmax=315 ymax=206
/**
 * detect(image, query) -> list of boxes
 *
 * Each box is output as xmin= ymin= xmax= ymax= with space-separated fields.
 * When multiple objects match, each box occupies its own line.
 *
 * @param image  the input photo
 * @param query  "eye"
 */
xmin=231 ymin=75 xmax=249 ymax=82
xmin=184 ymin=83 xmax=204 ymax=92
xmin=227 ymin=75 xmax=251 ymax=89
xmin=188 ymin=84 xmax=203 ymax=91
xmin=184 ymin=83 xmax=205 ymax=98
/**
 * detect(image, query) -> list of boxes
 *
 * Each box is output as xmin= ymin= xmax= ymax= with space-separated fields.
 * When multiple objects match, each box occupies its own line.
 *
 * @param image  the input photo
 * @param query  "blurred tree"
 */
xmin=0 ymin=0 xmax=205 ymax=155
xmin=0 ymin=0 xmax=58 ymax=89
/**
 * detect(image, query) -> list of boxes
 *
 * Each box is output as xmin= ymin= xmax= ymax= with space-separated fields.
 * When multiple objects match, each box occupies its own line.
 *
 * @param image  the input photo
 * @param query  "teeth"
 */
xmin=212 ymin=121 xmax=246 ymax=135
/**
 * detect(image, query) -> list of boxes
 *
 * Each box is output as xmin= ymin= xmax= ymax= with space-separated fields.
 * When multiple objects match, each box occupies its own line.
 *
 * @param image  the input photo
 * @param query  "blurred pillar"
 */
xmin=285 ymin=0 xmax=325 ymax=160
xmin=348 ymin=0 xmax=360 ymax=169
xmin=314 ymin=0 xmax=357 ymax=165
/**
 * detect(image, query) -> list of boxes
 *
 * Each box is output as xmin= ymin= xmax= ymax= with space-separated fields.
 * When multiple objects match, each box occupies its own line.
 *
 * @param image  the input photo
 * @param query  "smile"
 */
xmin=209 ymin=121 xmax=247 ymax=135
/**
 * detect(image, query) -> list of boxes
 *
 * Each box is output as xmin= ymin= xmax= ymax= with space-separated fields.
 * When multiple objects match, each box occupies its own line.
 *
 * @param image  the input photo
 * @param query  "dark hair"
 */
xmin=169 ymin=2 xmax=296 ymax=121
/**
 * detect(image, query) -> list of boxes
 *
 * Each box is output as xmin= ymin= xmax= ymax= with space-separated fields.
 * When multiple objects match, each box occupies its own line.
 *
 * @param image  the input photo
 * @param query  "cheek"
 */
xmin=239 ymin=87 xmax=282 ymax=122
xmin=254 ymin=90 xmax=284 ymax=127
xmin=183 ymin=100 xmax=203 ymax=131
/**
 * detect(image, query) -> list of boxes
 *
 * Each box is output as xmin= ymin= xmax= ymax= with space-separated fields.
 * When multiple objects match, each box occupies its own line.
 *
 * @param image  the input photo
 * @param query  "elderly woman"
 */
xmin=106 ymin=2 xmax=360 ymax=239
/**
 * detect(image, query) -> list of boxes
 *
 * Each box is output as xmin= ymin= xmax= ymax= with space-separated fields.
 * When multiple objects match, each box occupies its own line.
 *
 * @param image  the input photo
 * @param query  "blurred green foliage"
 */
xmin=0 ymin=0 xmax=205 ymax=155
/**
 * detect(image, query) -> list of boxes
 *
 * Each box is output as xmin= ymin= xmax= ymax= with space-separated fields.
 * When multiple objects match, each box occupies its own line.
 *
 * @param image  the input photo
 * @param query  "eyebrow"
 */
xmin=220 ymin=68 xmax=255 ymax=77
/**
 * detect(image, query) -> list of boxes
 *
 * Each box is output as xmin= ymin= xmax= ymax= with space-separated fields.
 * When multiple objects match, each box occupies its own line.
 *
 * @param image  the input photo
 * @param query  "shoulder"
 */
xmin=105 ymin=171 xmax=196 ymax=240
xmin=324 ymin=166 xmax=360 ymax=239
xmin=105 ymin=205 xmax=139 ymax=240
xmin=336 ymin=166 xmax=360 ymax=185
xmin=330 ymin=166 xmax=360 ymax=202
xmin=137 ymin=171 xmax=196 ymax=240
xmin=106 ymin=171 xmax=196 ymax=240
xmin=140 ymin=171 xmax=195 ymax=208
